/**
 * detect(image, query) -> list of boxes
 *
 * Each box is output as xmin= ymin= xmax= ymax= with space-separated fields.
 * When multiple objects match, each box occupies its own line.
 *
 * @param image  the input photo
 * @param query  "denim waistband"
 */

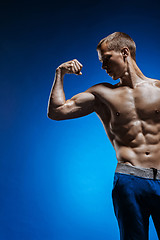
xmin=115 ymin=163 xmax=160 ymax=180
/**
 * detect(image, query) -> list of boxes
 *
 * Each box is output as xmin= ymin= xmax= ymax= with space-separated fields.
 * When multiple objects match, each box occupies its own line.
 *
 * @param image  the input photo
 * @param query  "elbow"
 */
xmin=47 ymin=109 xmax=65 ymax=121
xmin=47 ymin=111 xmax=60 ymax=121
xmin=47 ymin=104 xmax=67 ymax=121
xmin=47 ymin=105 xmax=59 ymax=120
xmin=47 ymin=112 xmax=54 ymax=120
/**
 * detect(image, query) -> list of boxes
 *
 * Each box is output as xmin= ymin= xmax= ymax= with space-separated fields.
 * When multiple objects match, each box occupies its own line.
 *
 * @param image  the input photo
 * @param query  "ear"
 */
xmin=121 ymin=47 xmax=129 ymax=59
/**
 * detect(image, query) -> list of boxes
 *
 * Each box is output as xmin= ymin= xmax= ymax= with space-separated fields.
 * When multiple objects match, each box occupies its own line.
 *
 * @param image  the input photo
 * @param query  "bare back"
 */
xmin=91 ymin=79 xmax=160 ymax=169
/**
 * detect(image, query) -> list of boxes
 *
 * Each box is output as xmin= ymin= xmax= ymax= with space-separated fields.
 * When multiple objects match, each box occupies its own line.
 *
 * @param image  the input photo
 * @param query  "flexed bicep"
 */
xmin=48 ymin=92 xmax=95 ymax=120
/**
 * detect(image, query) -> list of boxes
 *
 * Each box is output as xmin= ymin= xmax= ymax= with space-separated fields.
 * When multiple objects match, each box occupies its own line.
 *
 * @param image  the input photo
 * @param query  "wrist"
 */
xmin=56 ymin=66 xmax=65 ymax=77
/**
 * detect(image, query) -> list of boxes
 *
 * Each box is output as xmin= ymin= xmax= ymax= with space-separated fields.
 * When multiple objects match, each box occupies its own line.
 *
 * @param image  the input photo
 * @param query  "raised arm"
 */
xmin=47 ymin=59 xmax=96 ymax=120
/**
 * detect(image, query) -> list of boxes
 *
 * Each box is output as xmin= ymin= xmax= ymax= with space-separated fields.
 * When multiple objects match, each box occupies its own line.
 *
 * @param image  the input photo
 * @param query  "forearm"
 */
xmin=48 ymin=67 xmax=66 ymax=111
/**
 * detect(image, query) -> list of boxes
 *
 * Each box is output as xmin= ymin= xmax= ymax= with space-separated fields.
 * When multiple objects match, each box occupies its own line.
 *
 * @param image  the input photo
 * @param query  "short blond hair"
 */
xmin=97 ymin=32 xmax=136 ymax=61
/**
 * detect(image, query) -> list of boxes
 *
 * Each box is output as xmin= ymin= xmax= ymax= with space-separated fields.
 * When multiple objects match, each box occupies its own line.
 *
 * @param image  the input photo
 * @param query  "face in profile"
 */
xmin=97 ymin=42 xmax=127 ymax=80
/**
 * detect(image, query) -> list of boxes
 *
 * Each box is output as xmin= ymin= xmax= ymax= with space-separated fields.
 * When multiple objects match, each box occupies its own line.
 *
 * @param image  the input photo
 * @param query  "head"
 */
xmin=97 ymin=32 xmax=136 ymax=80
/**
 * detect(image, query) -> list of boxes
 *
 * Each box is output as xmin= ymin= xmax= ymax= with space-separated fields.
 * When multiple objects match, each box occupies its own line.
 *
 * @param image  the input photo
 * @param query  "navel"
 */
xmin=145 ymin=151 xmax=150 ymax=155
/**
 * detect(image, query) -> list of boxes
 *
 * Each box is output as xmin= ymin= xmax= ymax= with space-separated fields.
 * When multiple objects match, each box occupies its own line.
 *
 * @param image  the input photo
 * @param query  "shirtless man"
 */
xmin=47 ymin=32 xmax=160 ymax=240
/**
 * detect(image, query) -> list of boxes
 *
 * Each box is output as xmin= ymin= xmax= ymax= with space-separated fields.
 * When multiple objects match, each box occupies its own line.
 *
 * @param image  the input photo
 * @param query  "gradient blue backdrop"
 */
xmin=1 ymin=0 xmax=160 ymax=239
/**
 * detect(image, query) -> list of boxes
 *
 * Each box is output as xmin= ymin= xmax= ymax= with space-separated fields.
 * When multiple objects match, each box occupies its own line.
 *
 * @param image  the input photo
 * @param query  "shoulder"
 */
xmin=85 ymin=82 xmax=114 ymax=94
xmin=144 ymin=78 xmax=160 ymax=88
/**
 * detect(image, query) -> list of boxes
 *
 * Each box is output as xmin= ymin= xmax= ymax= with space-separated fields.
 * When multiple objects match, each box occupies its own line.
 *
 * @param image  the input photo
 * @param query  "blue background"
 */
xmin=1 ymin=0 xmax=160 ymax=239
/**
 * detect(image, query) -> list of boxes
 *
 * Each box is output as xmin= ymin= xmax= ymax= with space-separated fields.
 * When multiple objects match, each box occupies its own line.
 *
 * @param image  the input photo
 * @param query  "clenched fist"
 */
xmin=57 ymin=59 xmax=83 ymax=75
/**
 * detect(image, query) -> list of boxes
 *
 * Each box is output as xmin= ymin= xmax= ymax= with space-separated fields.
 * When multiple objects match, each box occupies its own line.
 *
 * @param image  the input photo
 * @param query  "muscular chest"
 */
xmin=102 ymin=85 xmax=160 ymax=124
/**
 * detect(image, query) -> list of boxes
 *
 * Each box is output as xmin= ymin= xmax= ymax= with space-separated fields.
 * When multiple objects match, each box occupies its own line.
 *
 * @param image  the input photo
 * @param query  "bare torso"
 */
xmin=48 ymin=59 xmax=160 ymax=169
xmin=92 ymin=78 xmax=160 ymax=169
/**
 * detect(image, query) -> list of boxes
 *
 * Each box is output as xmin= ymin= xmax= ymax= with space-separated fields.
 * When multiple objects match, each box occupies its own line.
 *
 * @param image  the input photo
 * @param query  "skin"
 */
xmin=48 ymin=41 xmax=160 ymax=169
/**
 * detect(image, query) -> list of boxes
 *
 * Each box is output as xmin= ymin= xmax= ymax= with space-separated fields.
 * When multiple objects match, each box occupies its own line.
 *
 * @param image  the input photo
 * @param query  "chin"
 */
xmin=111 ymin=75 xmax=119 ymax=80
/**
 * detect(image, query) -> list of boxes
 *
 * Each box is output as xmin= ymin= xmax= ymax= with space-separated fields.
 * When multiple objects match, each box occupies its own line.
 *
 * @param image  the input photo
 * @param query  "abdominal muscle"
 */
xmin=112 ymin=133 xmax=160 ymax=169
xmin=94 ymin=83 xmax=160 ymax=169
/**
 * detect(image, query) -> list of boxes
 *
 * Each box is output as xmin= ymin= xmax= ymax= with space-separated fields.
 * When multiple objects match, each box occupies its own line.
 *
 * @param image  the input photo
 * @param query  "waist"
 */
xmin=115 ymin=163 xmax=160 ymax=180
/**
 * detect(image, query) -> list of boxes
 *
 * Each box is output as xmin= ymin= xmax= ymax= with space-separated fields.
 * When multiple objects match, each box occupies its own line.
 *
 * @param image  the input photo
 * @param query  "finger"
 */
xmin=73 ymin=59 xmax=83 ymax=68
xmin=71 ymin=63 xmax=78 ymax=74
xmin=71 ymin=62 xmax=75 ymax=73
xmin=72 ymin=61 xmax=79 ymax=73
xmin=74 ymin=61 xmax=81 ymax=74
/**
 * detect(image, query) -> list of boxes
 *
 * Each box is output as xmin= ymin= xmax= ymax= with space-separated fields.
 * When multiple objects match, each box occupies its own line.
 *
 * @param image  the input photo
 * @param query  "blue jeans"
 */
xmin=112 ymin=172 xmax=160 ymax=240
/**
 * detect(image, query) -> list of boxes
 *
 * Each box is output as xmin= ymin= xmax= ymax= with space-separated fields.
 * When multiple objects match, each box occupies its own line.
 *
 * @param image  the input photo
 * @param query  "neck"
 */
xmin=119 ymin=58 xmax=147 ymax=88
